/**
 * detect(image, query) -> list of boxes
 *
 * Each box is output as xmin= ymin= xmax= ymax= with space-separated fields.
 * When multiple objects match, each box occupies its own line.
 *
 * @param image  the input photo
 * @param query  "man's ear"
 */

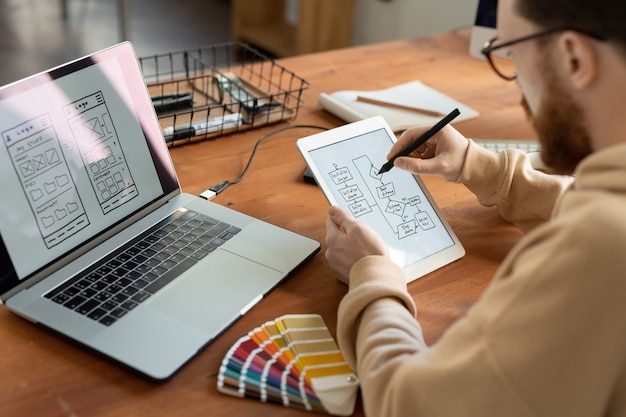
xmin=556 ymin=31 xmax=598 ymax=89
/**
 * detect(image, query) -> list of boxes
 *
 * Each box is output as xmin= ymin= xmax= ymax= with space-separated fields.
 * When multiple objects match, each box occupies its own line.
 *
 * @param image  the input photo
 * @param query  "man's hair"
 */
xmin=515 ymin=0 xmax=626 ymax=52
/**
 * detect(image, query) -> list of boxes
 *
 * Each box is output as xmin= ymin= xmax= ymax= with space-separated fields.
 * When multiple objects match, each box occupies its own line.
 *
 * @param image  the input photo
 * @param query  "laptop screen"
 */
xmin=0 ymin=42 xmax=178 ymax=294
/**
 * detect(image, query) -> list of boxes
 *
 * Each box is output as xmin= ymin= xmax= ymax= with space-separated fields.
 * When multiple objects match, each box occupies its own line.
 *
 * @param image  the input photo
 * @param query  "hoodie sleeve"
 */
xmin=457 ymin=140 xmax=573 ymax=233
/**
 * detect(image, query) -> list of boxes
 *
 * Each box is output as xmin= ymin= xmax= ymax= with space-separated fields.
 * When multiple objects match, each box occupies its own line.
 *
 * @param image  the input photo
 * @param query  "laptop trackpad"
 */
xmin=147 ymin=250 xmax=282 ymax=335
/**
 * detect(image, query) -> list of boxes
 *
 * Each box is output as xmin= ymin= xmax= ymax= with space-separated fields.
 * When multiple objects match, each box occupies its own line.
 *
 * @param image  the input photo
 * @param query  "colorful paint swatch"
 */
xmin=217 ymin=314 xmax=359 ymax=416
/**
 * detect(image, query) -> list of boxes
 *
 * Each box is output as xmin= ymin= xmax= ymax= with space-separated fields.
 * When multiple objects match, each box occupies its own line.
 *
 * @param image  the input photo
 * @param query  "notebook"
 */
xmin=318 ymin=80 xmax=479 ymax=132
xmin=0 ymin=42 xmax=320 ymax=381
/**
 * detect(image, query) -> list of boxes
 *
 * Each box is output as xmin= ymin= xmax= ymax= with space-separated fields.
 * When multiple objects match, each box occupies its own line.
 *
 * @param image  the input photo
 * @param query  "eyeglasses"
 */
xmin=481 ymin=28 xmax=607 ymax=81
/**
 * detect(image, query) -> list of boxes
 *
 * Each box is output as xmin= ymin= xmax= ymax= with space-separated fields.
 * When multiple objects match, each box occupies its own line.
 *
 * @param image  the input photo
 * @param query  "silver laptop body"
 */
xmin=0 ymin=42 xmax=319 ymax=380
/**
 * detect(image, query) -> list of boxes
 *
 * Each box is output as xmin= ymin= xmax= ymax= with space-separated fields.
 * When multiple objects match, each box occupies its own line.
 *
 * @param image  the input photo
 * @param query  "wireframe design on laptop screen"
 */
xmin=0 ymin=45 xmax=177 ymax=291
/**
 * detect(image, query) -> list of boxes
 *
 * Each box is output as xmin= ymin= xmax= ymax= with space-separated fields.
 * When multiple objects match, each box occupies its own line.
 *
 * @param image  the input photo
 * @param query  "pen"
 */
xmin=162 ymin=113 xmax=242 ymax=142
xmin=151 ymin=92 xmax=191 ymax=100
xmin=151 ymin=92 xmax=193 ymax=113
xmin=377 ymin=108 xmax=461 ymax=174
xmin=356 ymin=95 xmax=445 ymax=117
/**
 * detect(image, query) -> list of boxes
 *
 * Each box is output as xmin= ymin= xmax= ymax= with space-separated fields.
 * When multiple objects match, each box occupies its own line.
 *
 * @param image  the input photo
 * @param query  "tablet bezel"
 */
xmin=297 ymin=116 xmax=465 ymax=282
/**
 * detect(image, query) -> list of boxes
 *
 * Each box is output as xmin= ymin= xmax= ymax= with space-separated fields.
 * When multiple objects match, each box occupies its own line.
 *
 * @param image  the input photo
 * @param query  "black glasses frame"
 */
xmin=481 ymin=28 xmax=607 ymax=81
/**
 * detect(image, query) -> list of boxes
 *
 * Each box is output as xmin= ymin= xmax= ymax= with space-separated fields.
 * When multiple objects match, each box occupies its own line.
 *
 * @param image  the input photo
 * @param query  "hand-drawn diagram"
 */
xmin=64 ymin=91 xmax=138 ymax=215
xmin=2 ymin=114 xmax=90 ymax=248
xmin=305 ymin=126 xmax=458 ymax=271
xmin=328 ymin=155 xmax=437 ymax=241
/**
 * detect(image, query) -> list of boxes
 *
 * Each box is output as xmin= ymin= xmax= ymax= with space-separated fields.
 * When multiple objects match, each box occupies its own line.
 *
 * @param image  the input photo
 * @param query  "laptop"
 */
xmin=469 ymin=0 xmax=498 ymax=59
xmin=0 ymin=42 xmax=320 ymax=380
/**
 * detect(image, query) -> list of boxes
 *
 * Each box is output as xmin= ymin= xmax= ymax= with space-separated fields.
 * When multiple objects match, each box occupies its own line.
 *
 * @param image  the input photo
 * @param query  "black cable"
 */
xmin=199 ymin=124 xmax=328 ymax=199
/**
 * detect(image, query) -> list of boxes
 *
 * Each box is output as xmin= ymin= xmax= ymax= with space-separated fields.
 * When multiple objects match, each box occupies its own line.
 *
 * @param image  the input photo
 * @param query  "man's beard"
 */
xmin=521 ymin=61 xmax=593 ymax=175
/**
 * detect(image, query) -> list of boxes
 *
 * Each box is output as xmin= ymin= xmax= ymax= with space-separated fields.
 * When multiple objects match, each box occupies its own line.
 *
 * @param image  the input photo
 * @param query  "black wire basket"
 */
xmin=138 ymin=42 xmax=310 ymax=146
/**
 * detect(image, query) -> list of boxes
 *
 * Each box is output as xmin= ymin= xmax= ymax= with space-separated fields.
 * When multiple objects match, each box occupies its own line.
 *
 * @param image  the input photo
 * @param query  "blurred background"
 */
xmin=0 ymin=0 xmax=478 ymax=85
xmin=0 ymin=0 xmax=231 ymax=84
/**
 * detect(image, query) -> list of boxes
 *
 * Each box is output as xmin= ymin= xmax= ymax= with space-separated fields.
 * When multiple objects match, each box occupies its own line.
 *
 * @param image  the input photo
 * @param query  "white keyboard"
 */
xmin=474 ymin=139 xmax=548 ymax=171
xmin=474 ymin=139 xmax=540 ymax=154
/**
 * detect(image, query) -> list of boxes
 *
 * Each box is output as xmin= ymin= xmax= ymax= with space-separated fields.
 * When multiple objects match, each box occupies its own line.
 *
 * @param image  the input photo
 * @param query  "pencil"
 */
xmin=377 ymin=108 xmax=461 ymax=174
xmin=356 ymin=95 xmax=445 ymax=117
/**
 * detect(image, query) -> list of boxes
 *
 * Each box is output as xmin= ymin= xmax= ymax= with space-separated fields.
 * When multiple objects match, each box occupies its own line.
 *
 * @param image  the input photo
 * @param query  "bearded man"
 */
xmin=324 ymin=0 xmax=626 ymax=415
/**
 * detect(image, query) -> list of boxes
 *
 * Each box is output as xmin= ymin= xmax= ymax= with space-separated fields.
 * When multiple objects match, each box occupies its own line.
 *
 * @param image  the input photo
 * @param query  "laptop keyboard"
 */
xmin=45 ymin=209 xmax=241 ymax=326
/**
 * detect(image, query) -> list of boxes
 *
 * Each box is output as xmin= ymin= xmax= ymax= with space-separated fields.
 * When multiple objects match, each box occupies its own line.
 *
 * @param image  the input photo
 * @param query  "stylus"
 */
xmin=377 ymin=108 xmax=461 ymax=174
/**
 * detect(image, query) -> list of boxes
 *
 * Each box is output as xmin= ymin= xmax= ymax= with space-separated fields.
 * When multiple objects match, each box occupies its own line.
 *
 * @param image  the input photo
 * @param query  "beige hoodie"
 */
xmin=337 ymin=141 xmax=626 ymax=417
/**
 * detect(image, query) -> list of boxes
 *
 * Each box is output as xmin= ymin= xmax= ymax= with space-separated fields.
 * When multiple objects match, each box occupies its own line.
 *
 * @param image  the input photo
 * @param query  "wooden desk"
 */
xmin=0 ymin=30 xmax=531 ymax=416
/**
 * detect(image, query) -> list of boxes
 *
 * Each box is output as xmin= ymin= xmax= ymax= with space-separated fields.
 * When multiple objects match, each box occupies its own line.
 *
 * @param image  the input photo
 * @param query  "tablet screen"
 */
xmin=297 ymin=116 xmax=464 ymax=282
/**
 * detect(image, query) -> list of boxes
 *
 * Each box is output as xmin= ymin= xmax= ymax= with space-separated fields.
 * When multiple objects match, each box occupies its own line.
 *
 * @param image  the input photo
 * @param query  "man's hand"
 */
xmin=389 ymin=124 xmax=470 ymax=181
xmin=325 ymin=206 xmax=389 ymax=283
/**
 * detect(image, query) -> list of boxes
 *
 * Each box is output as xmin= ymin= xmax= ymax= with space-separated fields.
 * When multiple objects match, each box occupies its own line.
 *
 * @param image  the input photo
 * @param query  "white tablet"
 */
xmin=297 ymin=116 xmax=465 ymax=283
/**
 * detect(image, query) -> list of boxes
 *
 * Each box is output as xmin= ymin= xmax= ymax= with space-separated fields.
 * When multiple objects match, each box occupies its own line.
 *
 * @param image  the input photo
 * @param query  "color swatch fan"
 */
xmin=217 ymin=314 xmax=359 ymax=416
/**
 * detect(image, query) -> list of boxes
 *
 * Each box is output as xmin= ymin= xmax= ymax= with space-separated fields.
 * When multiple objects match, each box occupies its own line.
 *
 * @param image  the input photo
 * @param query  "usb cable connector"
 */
xmin=199 ymin=180 xmax=230 ymax=201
